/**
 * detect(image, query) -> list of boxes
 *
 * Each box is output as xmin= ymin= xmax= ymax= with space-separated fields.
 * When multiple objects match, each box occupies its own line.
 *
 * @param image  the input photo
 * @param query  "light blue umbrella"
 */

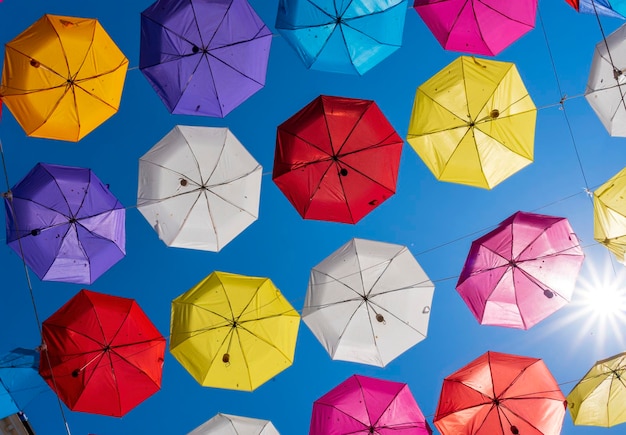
xmin=567 ymin=0 xmax=625 ymax=19
xmin=0 ymin=348 xmax=47 ymax=419
xmin=276 ymin=0 xmax=407 ymax=75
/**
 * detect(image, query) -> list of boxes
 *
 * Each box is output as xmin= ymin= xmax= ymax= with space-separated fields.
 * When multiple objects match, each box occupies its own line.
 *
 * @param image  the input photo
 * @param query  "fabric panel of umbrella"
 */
xmin=456 ymin=211 xmax=584 ymax=329
xmin=413 ymin=0 xmax=537 ymax=56
xmin=170 ymin=271 xmax=300 ymax=391
xmin=0 ymin=14 xmax=128 ymax=141
xmin=594 ymin=166 xmax=626 ymax=264
xmin=39 ymin=289 xmax=166 ymax=417
xmin=567 ymin=351 xmax=626 ymax=427
xmin=0 ymin=348 xmax=48 ymax=420
xmin=188 ymin=413 xmax=280 ymax=435
xmin=137 ymin=125 xmax=261 ymax=252
xmin=140 ymin=0 xmax=272 ymax=117
xmin=585 ymin=23 xmax=626 ymax=137
xmin=303 ymin=238 xmax=434 ymax=367
xmin=407 ymin=56 xmax=536 ymax=189
xmin=276 ymin=0 xmax=407 ymax=75
xmin=310 ymin=374 xmax=432 ymax=435
xmin=273 ymin=95 xmax=403 ymax=224
xmin=4 ymin=163 xmax=125 ymax=285
xmin=434 ymin=351 xmax=567 ymax=435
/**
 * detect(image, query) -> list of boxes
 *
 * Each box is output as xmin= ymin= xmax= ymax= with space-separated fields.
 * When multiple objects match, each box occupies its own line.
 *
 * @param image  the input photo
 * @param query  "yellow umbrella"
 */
xmin=567 ymin=352 xmax=626 ymax=427
xmin=0 ymin=14 xmax=128 ymax=142
xmin=594 ymin=167 xmax=626 ymax=263
xmin=170 ymin=271 xmax=300 ymax=391
xmin=407 ymin=56 xmax=536 ymax=189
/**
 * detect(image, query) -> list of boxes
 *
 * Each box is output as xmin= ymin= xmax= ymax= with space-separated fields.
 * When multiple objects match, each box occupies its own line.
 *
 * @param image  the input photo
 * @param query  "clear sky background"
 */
xmin=2 ymin=0 xmax=626 ymax=434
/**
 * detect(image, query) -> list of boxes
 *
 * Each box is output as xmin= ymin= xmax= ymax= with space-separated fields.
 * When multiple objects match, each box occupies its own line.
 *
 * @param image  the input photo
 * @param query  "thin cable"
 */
xmin=538 ymin=4 xmax=591 ymax=193
xmin=0 ymin=141 xmax=72 ymax=435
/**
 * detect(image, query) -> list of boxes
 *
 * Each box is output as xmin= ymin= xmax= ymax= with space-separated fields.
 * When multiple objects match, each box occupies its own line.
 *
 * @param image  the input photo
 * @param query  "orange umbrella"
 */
xmin=435 ymin=351 xmax=567 ymax=435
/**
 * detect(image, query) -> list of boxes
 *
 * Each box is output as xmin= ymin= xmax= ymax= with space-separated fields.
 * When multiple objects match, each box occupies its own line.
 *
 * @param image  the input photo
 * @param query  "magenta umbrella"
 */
xmin=413 ymin=0 xmax=537 ymax=56
xmin=456 ymin=211 xmax=584 ymax=330
xmin=310 ymin=374 xmax=432 ymax=435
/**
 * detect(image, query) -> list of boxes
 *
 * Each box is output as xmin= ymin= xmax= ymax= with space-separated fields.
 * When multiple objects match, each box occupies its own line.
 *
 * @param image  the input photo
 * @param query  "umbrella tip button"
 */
xmin=222 ymin=353 xmax=230 ymax=363
xmin=30 ymin=229 xmax=41 ymax=236
xmin=490 ymin=109 xmax=500 ymax=119
xmin=340 ymin=168 xmax=348 ymax=176
xmin=192 ymin=45 xmax=200 ymax=54
xmin=510 ymin=426 xmax=519 ymax=434
xmin=29 ymin=59 xmax=40 ymax=68
xmin=375 ymin=314 xmax=385 ymax=323
xmin=179 ymin=179 xmax=188 ymax=187
xmin=543 ymin=289 xmax=554 ymax=298
xmin=71 ymin=369 xmax=80 ymax=378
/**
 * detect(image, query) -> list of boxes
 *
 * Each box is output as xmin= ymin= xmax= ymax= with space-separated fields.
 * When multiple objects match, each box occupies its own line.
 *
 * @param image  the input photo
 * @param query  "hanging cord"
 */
xmin=537 ymin=3 xmax=591 ymax=195
xmin=0 ymin=141 xmax=72 ymax=435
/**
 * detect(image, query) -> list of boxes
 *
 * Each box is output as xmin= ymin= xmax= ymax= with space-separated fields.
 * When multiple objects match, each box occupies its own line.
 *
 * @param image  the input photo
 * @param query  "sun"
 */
xmin=541 ymin=250 xmax=626 ymax=354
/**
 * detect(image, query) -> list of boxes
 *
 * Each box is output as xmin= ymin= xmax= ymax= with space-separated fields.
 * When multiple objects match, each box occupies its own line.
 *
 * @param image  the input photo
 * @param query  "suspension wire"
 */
xmin=538 ymin=4 xmax=591 ymax=193
xmin=0 ymin=141 xmax=72 ymax=435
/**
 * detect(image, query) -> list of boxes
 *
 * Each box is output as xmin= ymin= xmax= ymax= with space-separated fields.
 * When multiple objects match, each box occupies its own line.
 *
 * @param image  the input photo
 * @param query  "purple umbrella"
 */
xmin=4 ymin=163 xmax=125 ymax=284
xmin=310 ymin=374 xmax=432 ymax=434
xmin=139 ymin=0 xmax=272 ymax=118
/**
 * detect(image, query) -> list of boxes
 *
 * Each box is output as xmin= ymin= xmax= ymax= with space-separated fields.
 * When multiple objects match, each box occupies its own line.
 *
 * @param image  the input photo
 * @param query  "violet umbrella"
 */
xmin=140 ymin=0 xmax=272 ymax=117
xmin=413 ymin=0 xmax=537 ymax=56
xmin=310 ymin=374 xmax=432 ymax=434
xmin=4 ymin=163 xmax=125 ymax=284
xmin=456 ymin=211 xmax=584 ymax=329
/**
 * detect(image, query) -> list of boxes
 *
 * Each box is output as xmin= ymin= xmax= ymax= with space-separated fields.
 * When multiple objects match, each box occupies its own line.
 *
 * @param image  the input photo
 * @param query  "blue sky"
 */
xmin=2 ymin=0 xmax=626 ymax=434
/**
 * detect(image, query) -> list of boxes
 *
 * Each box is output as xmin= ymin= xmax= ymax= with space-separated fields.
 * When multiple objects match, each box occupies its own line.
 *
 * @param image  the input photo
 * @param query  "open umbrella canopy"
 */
xmin=565 ymin=0 xmax=625 ymax=18
xmin=4 ymin=162 xmax=125 ymax=285
xmin=434 ymin=351 xmax=567 ymax=435
xmin=137 ymin=125 xmax=262 ymax=252
xmin=0 ymin=348 xmax=48 ymax=420
xmin=310 ymin=374 xmax=432 ymax=435
xmin=585 ymin=23 xmax=626 ymax=137
xmin=594 ymin=166 xmax=626 ymax=263
xmin=303 ymin=238 xmax=434 ymax=367
xmin=188 ymin=413 xmax=280 ymax=435
xmin=275 ymin=0 xmax=407 ymax=75
xmin=39 ymin=289 xmax=166 ymax=417
xmin=0 ymin=14 xmax=128 ymax=142
xmin=140 ymin=0 xmax=272 ymax=117
xmin=273 ymin=95 xmax=403 ymax=223
xmin=567 ymin=351 xmax=626 ymax=427
xmin=170 ymin=271 xmax=300 ymax=391
xmin=407 ymin=56 xmax=536 ymax=189
xmin=456 ymin=211 xmax=585 ymax=329
xmin=413 ymin=0 xmax=537 ymax=56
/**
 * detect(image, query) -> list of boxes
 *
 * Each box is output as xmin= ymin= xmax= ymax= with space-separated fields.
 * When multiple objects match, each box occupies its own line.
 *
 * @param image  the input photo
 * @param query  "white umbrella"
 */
xmin=586 ymin=23 xmax=626 ymax=137
xmin=188 ymin=413 xmax=279 ymax=435
xmin=303 ymin=238 xmax=434 ymax=367
xmin=137 ymin=126 xmax=261 ymax=251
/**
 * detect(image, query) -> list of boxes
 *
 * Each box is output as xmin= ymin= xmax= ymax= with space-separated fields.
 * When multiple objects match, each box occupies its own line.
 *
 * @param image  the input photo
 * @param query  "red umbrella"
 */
xmin=435 ymin=351 xmax=567 ymax=435
xmin=39 ymin=289 xmax=165 ymax=417
xmin=273 ymin=95 xmax=403 ymax=224
xmin=456 ymin=211 xmax=584 ymax=329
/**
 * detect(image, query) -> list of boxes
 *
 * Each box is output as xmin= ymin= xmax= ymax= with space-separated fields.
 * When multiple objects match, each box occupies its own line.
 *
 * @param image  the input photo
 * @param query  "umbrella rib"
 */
xmin=316 ymin=403 xmax=369 ymax=429
xmin=335 ymin=102 xmax=370 ymax=156
xmin=167 ymin=191 xmax=204 ymax=245
xmin=4 ymin=46 xmax=67 ymax=83
xmin=367 ymin=299 xmax=428 ymax=338
xmin=139 ymin=160 xmax=202 ymax=186
xmin=355 ymin=375 xmax=375 ymax=428
xmin=181 ymin=128 xmax=205 ymax=185
xmin=70 ymin=60 xmax=129 ymax=112
xmin=369 ymin=384 xmax=405 ymax=428
xmin=364 ymin=247 xmax=402 ymax=298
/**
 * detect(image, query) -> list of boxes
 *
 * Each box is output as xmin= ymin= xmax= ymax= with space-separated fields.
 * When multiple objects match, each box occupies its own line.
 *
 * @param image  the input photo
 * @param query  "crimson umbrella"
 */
xmin=140 ymin=0 xmax=272 ymax=117
xmin=413 ymin=0 xmax=537 ymax=56
xmin=273 ymin=95 xmax=403 ymax=224
xmin=435 ymin=351 xmax=567 ymax=435
xmin=4 ymin=163 xmax=125 ymax=285
xmin=456 ymin=211 xmax=584 ymax=329
xmin=39 ymin=289 xmax=166 ymax=417
xmin=310 ymin=374 xmax=432 ymax=434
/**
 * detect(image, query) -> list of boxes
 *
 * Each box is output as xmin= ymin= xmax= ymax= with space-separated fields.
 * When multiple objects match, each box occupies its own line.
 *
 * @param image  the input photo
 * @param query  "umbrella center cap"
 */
xmin=493 ymin=398 xmax=500 ymax=406
xmin=508 ymin=260 xmax=516 ymax=267
xmin=104 ymin=345 xmax=111 ymax=352
xmin=69 ymin=218 xmax=77 ymax=224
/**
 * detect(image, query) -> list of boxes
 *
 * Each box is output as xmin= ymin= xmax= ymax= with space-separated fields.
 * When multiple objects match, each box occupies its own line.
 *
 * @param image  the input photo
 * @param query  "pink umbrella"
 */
xmin=310 ymin=374 xmax=432 ymax=435
xmin=456 ymin=211 xmax=584 ymax=329
xmin=413 ymin=0 xmax=537 ymax=56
